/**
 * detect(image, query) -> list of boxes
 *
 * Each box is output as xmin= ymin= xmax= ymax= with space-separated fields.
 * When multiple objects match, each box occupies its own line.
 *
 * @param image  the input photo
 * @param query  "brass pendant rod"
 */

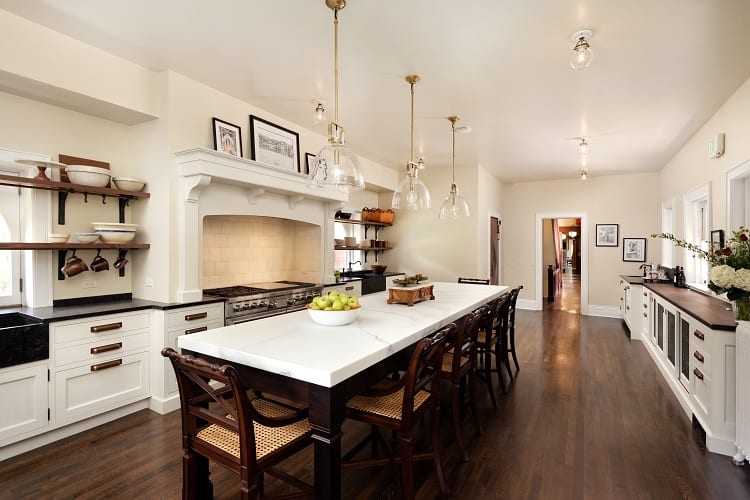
xmin=333 ymin=8 xmax=339 ymax=124
xmin=410 ymin=80 xmax=415 ymax=164
xmin=449 ymin=116 xmax=459 ymax=184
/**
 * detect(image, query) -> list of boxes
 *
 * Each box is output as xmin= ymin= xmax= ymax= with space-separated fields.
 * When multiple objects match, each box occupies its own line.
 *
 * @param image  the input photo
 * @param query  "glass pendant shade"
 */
xmin=392 ymin=171 xmax=430 ymax=209
xmin=570 ymin=36 xmax=593 ymax=70
xmin=311 ymin=137 xmax=365 ymax=193
xmin=439 ymin=186 xmax=470 ymax=220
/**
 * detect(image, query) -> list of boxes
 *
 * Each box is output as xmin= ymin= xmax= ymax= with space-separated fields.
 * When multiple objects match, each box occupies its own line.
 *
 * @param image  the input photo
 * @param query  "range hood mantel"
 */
xmin=175 ymin=148 xmax=348 ymax=204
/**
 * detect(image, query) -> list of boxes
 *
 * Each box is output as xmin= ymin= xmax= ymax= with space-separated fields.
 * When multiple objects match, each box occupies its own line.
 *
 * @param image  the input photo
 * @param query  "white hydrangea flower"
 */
xmin=734 ymin=268 xmax=750 ymax=291
xmin=710 ymin=265 xmax=736 ymax=288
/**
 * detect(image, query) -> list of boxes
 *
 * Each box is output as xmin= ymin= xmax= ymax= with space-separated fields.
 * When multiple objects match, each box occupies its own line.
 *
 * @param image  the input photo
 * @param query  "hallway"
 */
xmin=545 ymin=269 xmax=581 ymax=314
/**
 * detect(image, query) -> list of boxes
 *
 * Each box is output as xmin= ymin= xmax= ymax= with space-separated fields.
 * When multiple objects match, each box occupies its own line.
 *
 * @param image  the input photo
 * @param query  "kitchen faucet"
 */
xmin=346 ymin=260 xmax=362 ymax=273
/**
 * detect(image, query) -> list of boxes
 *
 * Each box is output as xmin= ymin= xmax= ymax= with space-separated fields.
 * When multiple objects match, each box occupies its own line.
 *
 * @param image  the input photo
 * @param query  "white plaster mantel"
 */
xmin=175 ymin=148 xmax=347 ymax=302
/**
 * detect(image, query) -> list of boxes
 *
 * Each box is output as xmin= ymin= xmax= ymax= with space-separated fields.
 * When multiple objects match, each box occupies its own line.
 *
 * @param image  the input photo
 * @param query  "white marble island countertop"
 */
xmin=178 ymin=282 xmax=507 ymax=387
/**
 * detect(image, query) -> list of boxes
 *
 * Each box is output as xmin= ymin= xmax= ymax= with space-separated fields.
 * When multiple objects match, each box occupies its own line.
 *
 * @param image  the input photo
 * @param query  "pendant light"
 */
xmin=392 ymin=74 xmax=430 ymax=210
xmin=439 ymin=116 xmax=470 ymax=220
xmin=569 ymin=29 xmax=594 ymax=71
xmin=310 ymin=0 xmax=364 ymax=193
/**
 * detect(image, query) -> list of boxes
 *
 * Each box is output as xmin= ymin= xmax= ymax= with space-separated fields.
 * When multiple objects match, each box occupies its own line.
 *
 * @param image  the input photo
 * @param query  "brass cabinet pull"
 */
xmin=90 ymin=359 xmax=122 ymax=372
xmin=90 ymin=322 xmax=122 ymax=333
xmin=694 ymin=351 xmax=705 ymax=363
xmin=626 ymin=306 xmax=630 ymax=310
xmin=643 ymin=292 xmax=647 ymax=297
xmin=643 ymin=303 xmax=648 ymax=308
xmin=90 ymin=342 xmax=122 ymax=354
xmin=643 ymin=313 xmax=648 ymax=318
xmin=693 ymin=368 xmax=704 ymax=381
xmin=185 ymin=326 xmax=208 ymax=335
xmin=693 ymin=330 xmax=705 ymax=341
xmin=345 ymin=286 xmax=354 ymax=291
xmin=185 ymin=312 xmax=208 ymax=321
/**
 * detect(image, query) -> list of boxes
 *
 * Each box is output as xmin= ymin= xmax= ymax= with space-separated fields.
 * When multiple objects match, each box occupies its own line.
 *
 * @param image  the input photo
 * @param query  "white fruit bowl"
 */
xmin=91 ymin=222 xmax=139 ymax=232
xmin=65 ymin=165 xmax=111 ymax=187
xmin=307 ymin=305 xmax=361 ymax=326
xmin=113 ymin=177 xmax=146 ymax=191
xmin=73 ymin=232 xmax=100 ymax=243
xmin=48 ymin=233 xmax=69 ymax=243
xmin=95 ymin=230 xmax=136 ymax=243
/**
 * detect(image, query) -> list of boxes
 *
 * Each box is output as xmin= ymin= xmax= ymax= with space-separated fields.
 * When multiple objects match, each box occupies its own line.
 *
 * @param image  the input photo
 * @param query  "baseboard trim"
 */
xmin=148 ymin=394 xmax=180 ymax=415
xmin=516 ymin=299 xmax=539 ymax=310
xmin=586 ymin=305 xmax=621 ymax=318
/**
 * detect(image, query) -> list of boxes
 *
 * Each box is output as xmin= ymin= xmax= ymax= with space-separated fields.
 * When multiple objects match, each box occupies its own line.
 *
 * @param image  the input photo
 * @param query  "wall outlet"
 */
xmin=145 ymin=278 xmax=154 ymax=287
xmin=83 ymin=280 xmax=97 ymax=289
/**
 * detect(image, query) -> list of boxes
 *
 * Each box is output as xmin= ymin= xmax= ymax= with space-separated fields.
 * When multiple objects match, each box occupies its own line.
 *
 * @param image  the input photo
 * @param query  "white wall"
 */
xmin=502 ymin=173 xmax=660 ymax=309
xmin=476 ymin=164 xmax=503 ymax=280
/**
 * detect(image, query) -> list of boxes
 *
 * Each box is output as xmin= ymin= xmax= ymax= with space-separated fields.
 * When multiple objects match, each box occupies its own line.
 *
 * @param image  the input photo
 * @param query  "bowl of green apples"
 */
xmin=307 ymin=291 xmax=361 ymax=326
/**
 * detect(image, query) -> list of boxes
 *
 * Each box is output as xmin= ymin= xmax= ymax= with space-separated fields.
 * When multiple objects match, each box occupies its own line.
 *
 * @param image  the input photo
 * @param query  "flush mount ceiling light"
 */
xmin=569 ymin=231 xmax=578 ymax=238
xmin=580 ymin=169 xmax=588 ymax=180
xmin=392 ymin=75 xmax=430 ymax=210
xmin=578 ymin=137 xmax=589 ymax=155
xmin=439 ymin=116 xmax=471 ymax=220
xmin=570 ymin=29 xmax=594 ymax=71
xmin=312 ymin=99 xmax=326 ymax=124
xmin=310 ymin=0 xmax=365 ymax=193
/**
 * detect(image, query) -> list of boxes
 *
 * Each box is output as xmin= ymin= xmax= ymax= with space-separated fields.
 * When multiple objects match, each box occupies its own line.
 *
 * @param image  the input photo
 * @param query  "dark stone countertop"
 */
xmin=643 ymin=283 xmax=736 ymax=332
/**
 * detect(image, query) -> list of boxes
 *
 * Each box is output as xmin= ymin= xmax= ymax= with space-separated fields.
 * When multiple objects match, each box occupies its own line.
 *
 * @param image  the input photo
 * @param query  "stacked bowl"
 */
xmin=65 ymin=165 xmax=112 ymax=187
xmin=91 ymin=222 xmax=138 ymax=243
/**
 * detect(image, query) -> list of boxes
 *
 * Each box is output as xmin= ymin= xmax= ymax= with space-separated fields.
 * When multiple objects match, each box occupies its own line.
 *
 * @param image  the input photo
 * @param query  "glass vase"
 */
xmin=734 ymin=297 xmax=750 ymax=322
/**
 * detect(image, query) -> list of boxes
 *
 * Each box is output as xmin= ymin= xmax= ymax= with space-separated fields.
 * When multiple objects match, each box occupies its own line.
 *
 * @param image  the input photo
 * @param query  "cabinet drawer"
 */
xmin=55 ymin=331 xmax=148 ymax=368
xmin=323 ymin=282 xmax=362 ymax=297
xmin=54 ymin=351 xmax=149 ymax=426
xmin=690 ymin=347 xmax=712 ymax=378
xmin=52 ymin=312 xmax=150 ymax=345
xmin=166 ymin=303 xmax=224 ymax=329
xmin=692 ymin=367 xmax=711 ymax=419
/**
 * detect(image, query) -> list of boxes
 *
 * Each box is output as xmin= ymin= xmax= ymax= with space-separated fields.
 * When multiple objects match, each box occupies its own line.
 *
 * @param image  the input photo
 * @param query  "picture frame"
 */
xmin=595 ymin=224 xmax=619 ymax=247
xmin=249 ymin=115 xmax=300 ymax=172
xmin=212 ymin=118 xmax=243 ymax=158
xmin=623 ymin=238 xmax=646 ymax=262
xmin=711 ymin=229 xmax=725 ymax=252
xmin=303 ymin=152 xmax=316 ymax=176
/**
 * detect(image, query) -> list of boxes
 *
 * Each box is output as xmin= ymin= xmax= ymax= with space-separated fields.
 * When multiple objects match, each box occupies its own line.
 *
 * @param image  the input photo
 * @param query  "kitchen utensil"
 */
xmin=90 ymin=250 xmax=109 ymax=272
xmin=61 ymin=254 xmax=88 ymax=277
xmin=112 ymin=177 xmax=146 ymax=191
xmin=64 ymin=165 xmax=111 ymax=187
xmin=113 ymin=255 xmax=128 ymax=270
xmin=307 ymin=304 xmax=361 ymax=326
xmin=48 ymin=233 xmax=69 ymax=243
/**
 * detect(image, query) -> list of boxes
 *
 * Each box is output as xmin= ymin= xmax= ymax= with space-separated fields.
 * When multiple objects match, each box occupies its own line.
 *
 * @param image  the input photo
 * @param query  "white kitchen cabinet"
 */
xmin=323 ymin=281 xmax=362 ymax=297
xmin=150 ymin=302 xmax=224 ymax=414
xmin=0 ymin=361 xmax=48 ymax=446
xmin=50 ymin=310 xmax=151 ymax=426
xmin=619 ymin=277 xmax=643 ymax=340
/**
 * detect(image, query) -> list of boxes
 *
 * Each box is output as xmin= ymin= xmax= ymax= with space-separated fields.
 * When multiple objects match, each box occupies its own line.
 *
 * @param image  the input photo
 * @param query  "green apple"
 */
xmin=324 ymin=306 xmax=333 ymax=311
xmin=317 ymin=297 xmax=331 ymax=308
xmin=339 ymin=293 xmax=349 ymax=303
xmin=309 ymin=303 xmax=321 ymax=310
xmin=331 ymin=300 xmax=345 ymax=310
xmin=348 ymin=297 xmax=359 ymax=308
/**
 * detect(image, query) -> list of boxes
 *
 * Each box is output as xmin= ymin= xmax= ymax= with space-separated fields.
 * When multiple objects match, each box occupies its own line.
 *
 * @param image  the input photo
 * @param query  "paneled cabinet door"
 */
xmin=0 ymin=363 xmax=48 ymax=445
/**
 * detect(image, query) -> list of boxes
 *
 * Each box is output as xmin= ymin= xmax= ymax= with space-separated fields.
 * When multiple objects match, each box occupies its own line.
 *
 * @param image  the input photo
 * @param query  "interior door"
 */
xmin=490 ymin=217 xmax=499 ymax=285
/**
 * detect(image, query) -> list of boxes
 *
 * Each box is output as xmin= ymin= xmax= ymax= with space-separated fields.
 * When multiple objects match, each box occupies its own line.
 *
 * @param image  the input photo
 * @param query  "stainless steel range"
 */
xmin=204 ymin=281 xmax=323 ymax=325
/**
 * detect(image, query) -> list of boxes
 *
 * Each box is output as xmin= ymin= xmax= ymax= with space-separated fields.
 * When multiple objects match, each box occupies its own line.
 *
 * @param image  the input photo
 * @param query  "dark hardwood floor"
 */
xmin=1 ymin=302 xmax=749 ymax=499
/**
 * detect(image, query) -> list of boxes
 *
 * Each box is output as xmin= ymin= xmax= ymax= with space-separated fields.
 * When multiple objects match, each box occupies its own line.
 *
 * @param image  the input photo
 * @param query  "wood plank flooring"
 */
xmin=1 ymin=304 xmax=749 ymax=499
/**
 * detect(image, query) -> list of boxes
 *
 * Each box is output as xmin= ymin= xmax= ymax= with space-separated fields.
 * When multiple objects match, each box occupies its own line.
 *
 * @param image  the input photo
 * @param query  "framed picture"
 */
xmin=595 ymin=224 xmax=619 ymax=247
xmin=711 ymin=229 xmax=725 ymax=252
xmin=303 ymin=152 xmax=316 ymax=175
xmin=623 ymin=238 xmax=646 ymax=262
xmin=249 ymin=115 xmax=300 ymax=172
xmin=212 ymin=118 xmax=243 ymax=157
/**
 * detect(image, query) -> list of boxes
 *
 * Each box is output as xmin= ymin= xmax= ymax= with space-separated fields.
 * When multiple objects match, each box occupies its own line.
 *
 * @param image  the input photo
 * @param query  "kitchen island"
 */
xmin=178 ymin=281 xmax=507 ymax=499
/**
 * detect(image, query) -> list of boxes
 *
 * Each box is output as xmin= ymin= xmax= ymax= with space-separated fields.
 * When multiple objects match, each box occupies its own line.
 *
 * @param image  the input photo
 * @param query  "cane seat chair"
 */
xmin=457 ymin=277 xmax=491 ymax=285
xmin=162 ymin=348 xmax=313 ymax=500
xmin=506 ymin=286 xmax=524 ymax=373
xmin=342 ymin=324 xmax=454 ymax=500
xmin=475 ymin=293 xmax=512 ymax=407
xmin=441 ymin=306 xmax=487 ymax=461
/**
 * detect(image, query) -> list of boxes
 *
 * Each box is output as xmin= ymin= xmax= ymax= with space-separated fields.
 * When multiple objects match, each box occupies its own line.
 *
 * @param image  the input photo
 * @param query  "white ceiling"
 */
xmin=3 ymin=0 xmax=750 ymax=182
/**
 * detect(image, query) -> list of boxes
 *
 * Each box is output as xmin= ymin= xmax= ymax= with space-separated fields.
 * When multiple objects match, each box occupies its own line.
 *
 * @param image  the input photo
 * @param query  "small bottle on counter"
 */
xmin=674 ymin=266 xmax=681 ymax=287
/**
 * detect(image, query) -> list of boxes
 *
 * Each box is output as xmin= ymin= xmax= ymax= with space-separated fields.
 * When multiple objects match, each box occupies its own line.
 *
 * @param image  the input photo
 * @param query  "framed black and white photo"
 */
xmin=303 ymin=152 xmax=316 ymax=175
xmin=711 ymin=229 xmax=725 ymax=252
xmin=595 ymin=224 xmax=619 ymax=247
xmin=249 ymin=115 xmax=300 ymax=172
xmin=623 ymin=237 xmax=646 ymax=262
xmin=212 ymin=118 xmax=243 ymax=157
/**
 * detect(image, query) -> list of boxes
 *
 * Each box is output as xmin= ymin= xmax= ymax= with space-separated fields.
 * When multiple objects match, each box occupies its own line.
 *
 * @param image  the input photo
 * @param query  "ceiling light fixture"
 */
xmin=578 ymin=138 xmax=589 ymax=155
xmin=310 ymin=0 xmax=364 ymax=193
xmin=312 ymin=99 xmax=327 ymax=124
xmin=580 ymin=169 xmax=588 ymax=181
xmin=392 ymin=75 xmax=430 ymax=210
xmin=569 ymin=231 xmax=578 ymax=238
xmin=439 ymin=116 xmax=471 ymax=220
xmin=569 ymin=29 xmax=594 ymax=71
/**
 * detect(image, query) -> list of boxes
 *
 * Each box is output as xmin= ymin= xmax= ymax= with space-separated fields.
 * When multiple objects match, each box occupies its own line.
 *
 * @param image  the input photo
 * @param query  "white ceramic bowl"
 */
xmin=65 ymin=165 xmax=111 ymax=187
xmin=112 ymin=177 xmax=146 ymax=192
xmin=344 ymin=236 xmax=357 ymax=246
xmin=48 ymin=233 xmax=69 ymax=243
xmin=91 ymin=222 xmax=139 ymax=232
xmin=95 ymin=230 xmax=136 ymax=243
xmin=307 ymin=305 xmax=361 ymax=326
xmin=73 ymin=232 xmax=100 ymax=243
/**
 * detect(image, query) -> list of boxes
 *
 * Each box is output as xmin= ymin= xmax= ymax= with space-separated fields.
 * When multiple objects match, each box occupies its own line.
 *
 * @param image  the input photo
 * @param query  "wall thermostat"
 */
xmin=709 ymin=133 xmax=725 ymax=159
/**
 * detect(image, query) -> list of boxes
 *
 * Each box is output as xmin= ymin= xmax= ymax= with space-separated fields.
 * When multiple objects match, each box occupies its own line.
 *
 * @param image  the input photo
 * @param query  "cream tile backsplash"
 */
xmin=202 ymin=215 xmax=321 ymax=288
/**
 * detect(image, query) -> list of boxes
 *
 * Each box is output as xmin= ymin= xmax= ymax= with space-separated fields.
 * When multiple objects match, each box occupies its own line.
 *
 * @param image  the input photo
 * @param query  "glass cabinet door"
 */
xmin=679 ymin=317 xmax=690 ymax=389
xmin=667 ymin=310 xmax=676 ymax=367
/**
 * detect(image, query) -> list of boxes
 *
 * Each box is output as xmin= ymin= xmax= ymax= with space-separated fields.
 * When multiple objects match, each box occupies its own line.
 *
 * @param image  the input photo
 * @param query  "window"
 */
xmin=683 ymin=184 xmax=710 ymax=287
xmin=661 ymin=200 xmax=673 ymax=267
xmin=0 ymin=179 xmax=21 ymax=306
xmin=727 ymin=157 xmax=750 ymax=231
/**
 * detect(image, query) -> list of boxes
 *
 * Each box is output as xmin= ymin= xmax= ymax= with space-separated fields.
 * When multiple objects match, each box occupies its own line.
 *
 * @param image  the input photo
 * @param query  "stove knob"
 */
xmin=287 ymin=298 xmax=295 ymax=305
xmin=233 ymin=303 xmax=241 ymax=311
xmin=268 ymin=300 xmax=276 ymax=309
xmin=258 ymin=301 xmax=267 ymax=307
xmin=241 ymin=303 xmax=250 ymax=310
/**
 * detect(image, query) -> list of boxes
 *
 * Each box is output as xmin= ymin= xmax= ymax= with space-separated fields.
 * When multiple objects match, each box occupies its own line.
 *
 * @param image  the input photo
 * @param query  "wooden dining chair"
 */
xmin=506 ymin=286 xmax=524 ymax=373
xmin=441 ymin=306 xmax=487 ymax=461
xmin=457 ymin=277 xmax=491 ymax=285
xmin=475 ymin=293 xmax=511 ymax=408
xmin=342 ymin=324 xmax=454 ymax=499
xmin=162 ymin=348 xmax=313 ymax=500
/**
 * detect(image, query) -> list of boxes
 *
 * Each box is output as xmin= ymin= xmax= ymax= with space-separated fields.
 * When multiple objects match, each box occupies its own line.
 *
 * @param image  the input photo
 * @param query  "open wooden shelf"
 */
xmin=0 ymin=242 xmax=150 ymax=250
xmin=334 ymin=245 xmax=392 ymax=251
xmin=0 ymin=173 xmax=150 ymax=199
xmin=334 ymin=218 xmax=391 ymax=227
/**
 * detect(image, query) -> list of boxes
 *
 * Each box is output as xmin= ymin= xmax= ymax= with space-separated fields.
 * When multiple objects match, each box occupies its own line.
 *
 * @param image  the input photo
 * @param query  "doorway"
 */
xmin=489 ymin=216 xmax=500 ymax=285
xmin=535 ymin=213 xmax=588 ymax=314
